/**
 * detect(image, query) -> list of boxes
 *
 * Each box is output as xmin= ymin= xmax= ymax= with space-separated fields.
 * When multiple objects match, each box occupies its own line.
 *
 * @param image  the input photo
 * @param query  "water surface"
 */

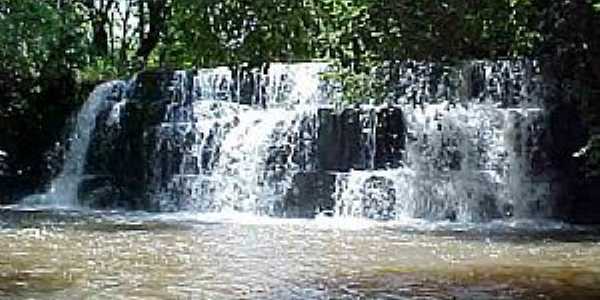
xmin=1 ymin=207 xmax=600 ymax=299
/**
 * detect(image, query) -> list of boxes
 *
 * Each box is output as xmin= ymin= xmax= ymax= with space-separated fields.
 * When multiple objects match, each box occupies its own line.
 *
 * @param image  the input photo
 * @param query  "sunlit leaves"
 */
xmin=164 ymin=0 xmax=320 ymax=68
xmin=1 ymin=0 xmax=596 ymax=105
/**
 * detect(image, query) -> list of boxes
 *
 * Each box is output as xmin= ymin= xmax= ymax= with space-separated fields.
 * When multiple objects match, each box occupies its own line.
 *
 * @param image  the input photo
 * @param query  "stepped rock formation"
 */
xmin=19 ymin=61 xmax=598 ymax=223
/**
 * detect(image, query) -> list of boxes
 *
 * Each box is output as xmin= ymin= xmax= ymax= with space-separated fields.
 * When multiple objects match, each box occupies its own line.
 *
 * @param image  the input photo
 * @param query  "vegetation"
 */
xmin=0 ymin=0 xmax=599 ymax=179
xmin=1 ymin=1 xmax=597 ymax=95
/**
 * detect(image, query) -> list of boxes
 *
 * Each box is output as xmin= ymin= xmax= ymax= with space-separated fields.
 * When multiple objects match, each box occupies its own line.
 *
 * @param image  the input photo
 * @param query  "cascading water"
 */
xmin=22 ymin=81 xmax=125 ymax=207
xmin=333 ymin=60 xmax=552 ymax=222
xmin=151 ymin=63 xmax=326 ymax=213
xmin=23 ymin=60 xmax=558 ymax=222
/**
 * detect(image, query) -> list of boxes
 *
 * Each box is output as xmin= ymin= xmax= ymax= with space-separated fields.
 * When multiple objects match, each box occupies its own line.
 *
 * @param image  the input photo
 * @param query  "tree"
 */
xmin=136 ymin=0 xmax=170 ymax=66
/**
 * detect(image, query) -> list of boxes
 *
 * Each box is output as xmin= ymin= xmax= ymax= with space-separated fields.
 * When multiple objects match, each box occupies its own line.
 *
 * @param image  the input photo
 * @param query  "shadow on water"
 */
xmin=0 ymin=270 xmax=78 ymax=299
xmin=380 ymin=221 xmax=600 ymax=244
xmin=315 ymin=266 xmax=600 ymax=300
xmin=420 ymin=229 xmax=600 ymax=244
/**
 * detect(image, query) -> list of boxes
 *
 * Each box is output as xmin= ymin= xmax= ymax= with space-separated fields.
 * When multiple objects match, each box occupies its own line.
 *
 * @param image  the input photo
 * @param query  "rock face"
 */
xmin=283 ymin=172 xmax=336 ymax=218
xmin=75 ymin=67 xmax=563 ymax=220
xmin=282 ymin=106 xmax=408 ymax=217
xmin=0 ymin=176 xmax=36 ymax=205
xmin=543 ymin=102 xmax=598 ymax=224
xmin=374 ymin=107 xmax=406 ymax=169
xmin=316 ymin=106 xmax=407 ymax=172
xmin=571 ymin=178 xmax=600 ymax=224
xmin=82 ymin=72 xmax=174 ymax=210
xmin=317 ymin=108 xmax=365 ymax=171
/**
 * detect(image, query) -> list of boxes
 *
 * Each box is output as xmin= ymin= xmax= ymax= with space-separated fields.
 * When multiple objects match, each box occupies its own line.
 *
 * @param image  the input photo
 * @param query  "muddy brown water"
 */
xmin=1 ymin=208 xmax=600 ymax=299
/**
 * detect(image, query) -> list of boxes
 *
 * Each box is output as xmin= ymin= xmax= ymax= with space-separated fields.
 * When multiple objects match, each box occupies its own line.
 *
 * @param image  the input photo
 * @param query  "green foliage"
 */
xmin=0 ymin=0 xmax=551 ymax=90
xmin=321 ymin=54 xmax=385 ymax=105
xmin=0 ymin=1 xmax=61 ymax=76
xmin=0 ymin=0 xmax=87 ymax=79
xmin=0 ymin=0 xmax=90 ymax=114
xmin=164 ymin=0 xmax=318 ymax=68
xmin=79 ymin=58 xmax=120 ymax=82
xmin=0 ymin=0 xmax=597 ymax=107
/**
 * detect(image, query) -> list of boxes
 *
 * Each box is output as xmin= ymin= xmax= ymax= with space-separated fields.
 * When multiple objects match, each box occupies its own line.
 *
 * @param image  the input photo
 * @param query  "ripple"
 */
xmin=1 ymin=208 xmax=600 ymax=298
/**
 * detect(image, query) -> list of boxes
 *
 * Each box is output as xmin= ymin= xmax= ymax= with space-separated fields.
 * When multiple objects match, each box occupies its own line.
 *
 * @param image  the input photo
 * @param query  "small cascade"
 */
xmin=333 ymin=60 xmax=552 ymax=222
xmin=105 ymin=97 xmax=128 ymax=128
xmin=22 ymin=81 xmax=125 ymax=207
xmin=152 ymin=63 xmax=327 ymax=213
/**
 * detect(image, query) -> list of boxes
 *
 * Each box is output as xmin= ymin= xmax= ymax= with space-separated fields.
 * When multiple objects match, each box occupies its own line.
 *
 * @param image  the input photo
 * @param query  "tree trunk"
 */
xmin=85 ymin=0 xmax=115 ymax=57
xmin=136 ymin=0 xmax=169 ymax=65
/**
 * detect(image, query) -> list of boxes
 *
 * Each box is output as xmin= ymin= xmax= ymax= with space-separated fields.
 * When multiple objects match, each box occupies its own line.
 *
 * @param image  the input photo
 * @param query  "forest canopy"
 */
xmin=0 ymin=1 xmax=596 ymax=78
xmin=0 ymin=0 xmax=598 ymax=108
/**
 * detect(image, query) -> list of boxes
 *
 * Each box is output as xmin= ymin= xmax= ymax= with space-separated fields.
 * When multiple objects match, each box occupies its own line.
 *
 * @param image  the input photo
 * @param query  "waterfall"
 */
xmin=22 ymin=81 xmax=125 ymax=207
xmin=21 ymin=60 xmax=559 ymax=222
xmin=333 ymin=60 xmax=552 ymax=222
xmin=151 ymin=63 xmax=326 ymax=213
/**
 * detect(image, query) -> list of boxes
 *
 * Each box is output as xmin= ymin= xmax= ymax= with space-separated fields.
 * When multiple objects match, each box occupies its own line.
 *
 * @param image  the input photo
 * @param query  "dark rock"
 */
xmin=0 ymin=151 xmax=7 ymax=176
xmin=546 ymin=102 xmax=589 ymax=167
xmin=129 ymin=71 xmax=177 ymax=103
xmin=541 ymin=101 xmax=597 ymax=223
xmin=317 ymin=108 xmax=364 ymax=171
xmin=82 ymin=72 xmax=180 ymax=210
xmin=374 ymin=106 xmax=406 ymax=168
xmin=317 ymin=106 xmax=407 ymax=172
xmin=570 ymin=177 xmax=600 ymax=224
xmin=0 ymin=176 xmax=37 ymax=205
xmin=283 ymin=172 xmax=336 ymax=218
xmin=477 ymin=194 xmax=503 ymax=221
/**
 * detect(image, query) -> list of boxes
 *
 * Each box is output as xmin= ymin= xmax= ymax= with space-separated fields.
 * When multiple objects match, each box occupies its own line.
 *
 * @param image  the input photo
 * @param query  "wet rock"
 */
xmin=547 ymin=102 xmax=589 ymax=167
xmin=317 ymin=106 xmax=407 ymax=172
xmin=360 ymin=176 xmax=397 ymax=220
xmin=129 ymin=71 xmax=179 ymax=103
xmin=16 ymin=62 xmax=598 ymax=223
xmin=237 ymin=68 xmax=262 ymax=106
xmin=283 ymin=172 xmax=336 ymax=218
xmin=0 ymin=176 xmax=37 ymax=205
xmin=544 ymin=101 xmax=596 ymax=223
xmin=79 ymin=176 xmax=119 ymax=208
xmin=374 ymin=107 xmax=406 ymax=168
xmin=502 ymin=203 xmax=514 ymax=218
xmin=82 ymin=71 xmax=191 ymax=210
xmin=0 ymin=150 xmax=7 ymax=176
xmin=569 ymin=177 xmax=600 ymax=224
xmin=477 ymin=194 xmax=503 ymax=221
xmin=317 ymin=108 xmax=363 ymax=171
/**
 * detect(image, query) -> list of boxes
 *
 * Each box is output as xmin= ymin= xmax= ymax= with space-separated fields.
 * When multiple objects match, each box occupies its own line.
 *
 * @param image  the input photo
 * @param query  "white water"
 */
xmin=21 ymin=61 xmax=556 ymax=222
xmin=333 ymin=61 xmax=551 ymax=222
xmin=153 ymin=63 xmax=327 ymax=213
xmin=22 ymin=81 xmax=125 ymax=207
xmin=333 ymin=104 xmax=550 ymax=221
xmin=135 ymin=60 xmax=555 ymax=221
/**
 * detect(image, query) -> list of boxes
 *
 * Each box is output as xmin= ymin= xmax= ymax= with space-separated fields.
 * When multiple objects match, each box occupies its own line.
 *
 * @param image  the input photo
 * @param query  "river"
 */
xmin=1 ymin=208 xmax=599 ymax=299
